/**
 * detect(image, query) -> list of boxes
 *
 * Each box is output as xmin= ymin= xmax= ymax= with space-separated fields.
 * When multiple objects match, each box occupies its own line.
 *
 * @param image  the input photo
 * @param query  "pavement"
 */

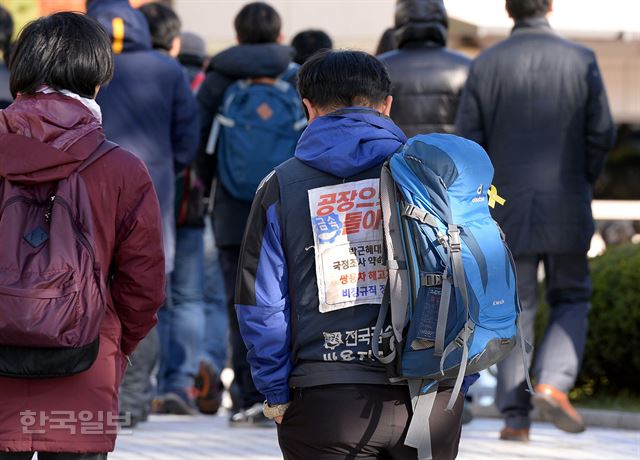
xmin=110 ymin=414 xmax=640 ymax=460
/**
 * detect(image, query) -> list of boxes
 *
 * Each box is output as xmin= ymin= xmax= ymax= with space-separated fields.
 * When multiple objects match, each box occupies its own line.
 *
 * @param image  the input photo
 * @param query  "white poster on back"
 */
xmin=308 ymin=179 xmax=388 ymax=313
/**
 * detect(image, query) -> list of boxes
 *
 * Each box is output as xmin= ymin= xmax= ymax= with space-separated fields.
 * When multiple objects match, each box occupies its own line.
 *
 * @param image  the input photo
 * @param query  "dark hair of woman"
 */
xmin=9 ymin=12 xmax=113 ymax=99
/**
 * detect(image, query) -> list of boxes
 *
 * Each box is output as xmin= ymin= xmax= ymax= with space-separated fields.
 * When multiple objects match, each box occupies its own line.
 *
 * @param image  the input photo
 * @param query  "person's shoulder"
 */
xmin=98 ymin=145 xmax=152 ymax=185
xmin=440 ymin=47 xmax=472 ymax=65
xmin=551 ymin=35 xmax=596 ymax=61
xmin=377 ymin=49 xmax=401 ymax=62
xmin=147 ymin=50 xmax=186 ymax=75
xmin=382 ymin=46 xmax=470 ymax=69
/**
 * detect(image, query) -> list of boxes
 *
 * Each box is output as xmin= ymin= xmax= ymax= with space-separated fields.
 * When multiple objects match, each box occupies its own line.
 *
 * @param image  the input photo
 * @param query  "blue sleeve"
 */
xmin=171 ymin=69 xmax=200 ymax=171
xmin=235 ymin=174 xmax=291 ymax=404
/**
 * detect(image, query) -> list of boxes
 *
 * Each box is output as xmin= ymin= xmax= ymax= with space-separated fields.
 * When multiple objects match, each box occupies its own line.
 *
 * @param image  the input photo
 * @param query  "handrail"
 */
xmin=592 ymin=200 xmax=640 ymax=221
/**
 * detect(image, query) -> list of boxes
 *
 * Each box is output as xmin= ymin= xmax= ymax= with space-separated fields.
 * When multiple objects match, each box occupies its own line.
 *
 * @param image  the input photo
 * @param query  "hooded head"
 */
xmin=86 ymin=0 xmax=152 ymax=54
xmin=394 ymin=0 xmax=448 ymax=48
xmin=295 ymin=50 xmax=406 ymax=178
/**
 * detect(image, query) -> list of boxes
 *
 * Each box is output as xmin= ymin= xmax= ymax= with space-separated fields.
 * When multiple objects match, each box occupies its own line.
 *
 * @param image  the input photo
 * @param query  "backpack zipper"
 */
xmin=53 ymin=196 xmax=97 ymax=265
xmin=0 ymin=196 xmax=48 ymax=215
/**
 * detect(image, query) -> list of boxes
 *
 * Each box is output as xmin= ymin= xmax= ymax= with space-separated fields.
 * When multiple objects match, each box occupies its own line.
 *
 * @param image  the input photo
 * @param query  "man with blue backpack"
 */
xmin=195 ymin=1 xmax=305 ymax=426
xmin=234 ymin=50 xmax=522 ymax=460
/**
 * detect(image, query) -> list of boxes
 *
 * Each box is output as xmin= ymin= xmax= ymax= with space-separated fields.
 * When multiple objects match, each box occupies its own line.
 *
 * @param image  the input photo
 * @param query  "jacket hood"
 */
xmin=295 ymin=108 xmax=407 ymax=178
xmin=0 ymin=93 xmax=105 ymax=184
xmin=87 ymin=0 xmax=152 ymax=53
xmin=209 ymin=43 xmax=294 ymax=78
xmin=394 ymin=0 xmax=448 ymax=48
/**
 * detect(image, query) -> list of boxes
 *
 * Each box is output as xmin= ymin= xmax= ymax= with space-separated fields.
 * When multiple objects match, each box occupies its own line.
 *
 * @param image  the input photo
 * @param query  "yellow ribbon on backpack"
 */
xmin=488 ymin=185 xmax=506 ymax=209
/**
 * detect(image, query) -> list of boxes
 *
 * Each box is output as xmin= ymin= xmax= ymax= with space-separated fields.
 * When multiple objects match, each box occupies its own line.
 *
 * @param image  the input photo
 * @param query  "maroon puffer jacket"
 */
xmin=0 ymin=93 xmax=165 ymax=453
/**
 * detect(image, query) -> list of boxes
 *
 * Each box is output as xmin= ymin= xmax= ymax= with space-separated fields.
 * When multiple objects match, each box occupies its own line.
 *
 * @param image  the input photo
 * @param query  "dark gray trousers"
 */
xmin=118 ymin=326 xmax=160 ymax=419
xmin=277 ymin=384 xmax=463 ymax=460
xmin=496 ymin=254 xmax=591 ymax=429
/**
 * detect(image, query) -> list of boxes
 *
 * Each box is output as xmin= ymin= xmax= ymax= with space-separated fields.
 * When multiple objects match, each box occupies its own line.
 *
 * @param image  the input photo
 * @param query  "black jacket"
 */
xmin=455 ymin=18 xmax=616 ymax=256
xmin=196 ymin=44 xmax=295 ymax=247
xmin=378 ymin=0 xmax=470 ymax=137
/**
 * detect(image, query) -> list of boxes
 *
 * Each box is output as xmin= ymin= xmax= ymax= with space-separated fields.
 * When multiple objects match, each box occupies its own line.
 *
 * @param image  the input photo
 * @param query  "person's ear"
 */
xmin=380 ymin=95 xmax=393 ymax=117
xmin=303 ymin=98 xmax=320 ymax=124
xmin=547 ymin=0 xmax=554 ymax=15
xmin=170 ymin=36 xmax=181 ymax=58
xmin=277 ymin=33 xmax=284 ymax=44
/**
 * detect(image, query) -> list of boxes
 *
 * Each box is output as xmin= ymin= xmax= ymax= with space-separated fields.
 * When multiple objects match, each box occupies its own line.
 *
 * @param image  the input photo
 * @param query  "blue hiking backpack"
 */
xmin=205 ymin=66 xmax=306 ymax=202
xmin=372 ymin=134 xmax=530 ymax=459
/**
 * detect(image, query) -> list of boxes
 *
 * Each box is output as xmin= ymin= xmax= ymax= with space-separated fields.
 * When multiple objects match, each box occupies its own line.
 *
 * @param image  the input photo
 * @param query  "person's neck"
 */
xmin=512 ymin=16 xmax=551 ymax=33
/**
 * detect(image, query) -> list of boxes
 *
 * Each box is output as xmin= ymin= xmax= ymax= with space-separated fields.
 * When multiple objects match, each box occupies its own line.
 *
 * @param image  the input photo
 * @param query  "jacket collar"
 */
xmin=511 ymin=17 xmax=552 ymax=35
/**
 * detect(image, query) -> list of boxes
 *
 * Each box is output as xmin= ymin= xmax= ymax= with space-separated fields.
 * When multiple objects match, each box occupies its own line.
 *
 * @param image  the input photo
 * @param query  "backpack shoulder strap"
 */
xmin=77 ymin=140 xmax=119 ymax=173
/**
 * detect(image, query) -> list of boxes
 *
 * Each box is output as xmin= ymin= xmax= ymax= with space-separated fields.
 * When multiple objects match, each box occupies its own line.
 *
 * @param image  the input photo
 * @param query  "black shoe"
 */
xmin=229 ymin=402 xmax=274 ymax=428
xmin=195 ymin=361 xmax=223 ymax=415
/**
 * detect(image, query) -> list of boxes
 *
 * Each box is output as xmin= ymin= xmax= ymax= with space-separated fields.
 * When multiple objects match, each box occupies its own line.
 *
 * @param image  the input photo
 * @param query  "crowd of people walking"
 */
xmin=0 ymin=0 xmax=615 ymax=459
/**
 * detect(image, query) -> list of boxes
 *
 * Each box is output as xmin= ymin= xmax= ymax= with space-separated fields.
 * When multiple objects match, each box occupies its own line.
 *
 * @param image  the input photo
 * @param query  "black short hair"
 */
xmin=9 ymin=12 xmax=113 ymax=99
xmin=0 ymin=5 xmax=13 ymax=55
xmin=297 ymin=50 xmax=391 ymax=111
xmin=234 ymin=2 xmax=281 ymax=44
xmin=138 ymin=2 xmax=181 ymax=52
xmin=291 ymin=30 xmax=333 ymax=65
xmin=505 ymin=0 xmax=552 ymax=21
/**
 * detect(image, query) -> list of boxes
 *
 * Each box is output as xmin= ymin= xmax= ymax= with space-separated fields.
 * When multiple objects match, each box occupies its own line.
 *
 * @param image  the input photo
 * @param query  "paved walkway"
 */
xmin=110 ymin=414 xmax=640 ymax=460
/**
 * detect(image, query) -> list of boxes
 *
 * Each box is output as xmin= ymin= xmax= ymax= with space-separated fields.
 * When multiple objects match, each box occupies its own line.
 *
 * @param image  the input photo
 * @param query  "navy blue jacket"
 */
xmin=195 ymin=44 xmax=295 ymax=247
xmin=88 ymin=0 xmax=199 ymax=272
xmin=455 ymin=18 xmax=616 ymax=256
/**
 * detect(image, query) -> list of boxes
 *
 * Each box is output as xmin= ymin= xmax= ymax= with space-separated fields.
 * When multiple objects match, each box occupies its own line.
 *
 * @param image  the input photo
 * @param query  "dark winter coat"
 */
xmin=455 ymin=18 xmax=616 ymax=256
xmin=88 ymin=0 xmax=200 ymax=272
xmin=196 ymin=43 xmax=295 ymax=248
xmin=0 ymin=93 xmax=165 ymax=453
xmin=378 ymin=0 xmax=470 ymax=137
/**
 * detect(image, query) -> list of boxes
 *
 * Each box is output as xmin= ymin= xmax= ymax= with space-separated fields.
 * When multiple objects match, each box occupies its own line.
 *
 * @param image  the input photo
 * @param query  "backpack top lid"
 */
xmin=390 ymin=133 xmax=495 ymax=225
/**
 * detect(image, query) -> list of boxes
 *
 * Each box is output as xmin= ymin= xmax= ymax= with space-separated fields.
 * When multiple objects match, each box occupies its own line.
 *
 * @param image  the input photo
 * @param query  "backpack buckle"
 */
xmin=436 ymin=231 xmax=449 ymax=247
xmin=421 ymin=273 xmax=443 ymax=287
xmin=448 ymin=225 xmax=462 ymax=252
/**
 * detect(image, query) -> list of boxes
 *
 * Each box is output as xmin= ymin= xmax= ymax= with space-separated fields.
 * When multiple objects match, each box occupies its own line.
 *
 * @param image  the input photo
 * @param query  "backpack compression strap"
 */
xmin=372 ymin=164 xmax=410 ymax=362
xmin=401 ymin=204 xmax=450 ymax=357
xmin=405 ymin=379 xmax=439 ymax=460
